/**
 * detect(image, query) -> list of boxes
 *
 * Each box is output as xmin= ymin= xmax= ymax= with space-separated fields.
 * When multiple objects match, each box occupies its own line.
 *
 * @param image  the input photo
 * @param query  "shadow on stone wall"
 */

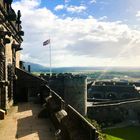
xmin=39 ymin=86 xmax=97 ymax=140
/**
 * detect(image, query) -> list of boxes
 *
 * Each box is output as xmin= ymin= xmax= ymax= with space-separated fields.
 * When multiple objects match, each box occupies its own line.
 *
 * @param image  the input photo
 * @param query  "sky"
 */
xmin=12 ymin=0 xmax=140 ymax=67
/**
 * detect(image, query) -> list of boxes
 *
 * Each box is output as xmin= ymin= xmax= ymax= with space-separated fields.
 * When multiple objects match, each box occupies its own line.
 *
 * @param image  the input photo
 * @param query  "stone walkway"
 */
xmin=0 ymin=102 xmax=55 ymax=140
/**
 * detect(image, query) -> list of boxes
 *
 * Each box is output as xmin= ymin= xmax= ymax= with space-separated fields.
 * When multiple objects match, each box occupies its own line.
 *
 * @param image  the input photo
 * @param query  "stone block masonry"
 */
xmin=87 ymin=98 xmax=140 ymax=126
xmin=64 ymin=75 xmax=87 ymax=116
xmin=47 ymin=74 xmax=87 ymax=116
xmin=43 ymin=87 xmax=97 ymax=140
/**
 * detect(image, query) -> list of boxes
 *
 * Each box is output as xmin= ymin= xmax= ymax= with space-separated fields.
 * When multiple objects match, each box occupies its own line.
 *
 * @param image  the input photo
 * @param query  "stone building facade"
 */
xmin=0 ymin=0 xmax=23 ymax=111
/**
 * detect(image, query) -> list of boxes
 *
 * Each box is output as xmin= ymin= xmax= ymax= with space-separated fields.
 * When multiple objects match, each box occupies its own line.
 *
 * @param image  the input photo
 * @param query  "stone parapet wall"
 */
xmin=87 ymin=99 xmax=140 ymax=126
xmin=42 ymin=87 xmax=97 ymax=140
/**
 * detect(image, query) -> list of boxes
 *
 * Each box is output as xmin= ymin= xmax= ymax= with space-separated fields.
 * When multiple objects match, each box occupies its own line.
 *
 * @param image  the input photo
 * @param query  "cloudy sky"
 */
xmin=12 ymin=0 xmax=140 ymax=67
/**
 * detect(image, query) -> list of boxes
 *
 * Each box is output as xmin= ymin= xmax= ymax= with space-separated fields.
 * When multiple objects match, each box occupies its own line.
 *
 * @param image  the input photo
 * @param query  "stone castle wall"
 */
xmin=87 ymin=99 xmax=140 ymax=126
xmin=42 ymin=86 xmax=97 ymax=140
xmin=64 ymin=76 xmax=87 ymax=116
xmin=0 ymin=0 xmax=23 ymax=111
xmin=47 ymin=74 xmax=87 ymax=116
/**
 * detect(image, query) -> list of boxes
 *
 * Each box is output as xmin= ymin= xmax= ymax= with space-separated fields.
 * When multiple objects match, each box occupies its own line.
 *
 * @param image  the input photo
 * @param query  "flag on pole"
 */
xmin=43 ymin=39 xmax=50 ymax=46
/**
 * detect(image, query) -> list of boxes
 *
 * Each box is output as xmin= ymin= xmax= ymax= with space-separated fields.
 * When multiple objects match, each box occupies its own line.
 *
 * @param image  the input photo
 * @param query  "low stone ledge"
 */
xmin=0 ymin=109 xmax=6 ymax=120
xmin=55 ymin=109 xmax=67 ymax=123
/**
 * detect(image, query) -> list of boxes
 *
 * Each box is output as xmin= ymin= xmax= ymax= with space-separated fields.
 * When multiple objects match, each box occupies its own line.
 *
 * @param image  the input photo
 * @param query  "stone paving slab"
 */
xmin=0 ymin=102 xmax=55 ymax=140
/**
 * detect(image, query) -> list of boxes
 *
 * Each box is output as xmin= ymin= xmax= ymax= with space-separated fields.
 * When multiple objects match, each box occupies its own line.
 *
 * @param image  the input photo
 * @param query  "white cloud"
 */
xmin=12 ymin=0 xmax=140 ymax=67
xmin=98 ymin=16 xmax=108 ymax=21
xmin=54 ymin=5 xmax=65 ymax=11
xmin=64 ymin=0 xmax=71 ymax=3
xmin=136 ymin=11 xmax=140 ymax=17
xmin=90 ymin=0 xmax=96 ymax=4
xmin=54 ymin=4 xmax=87 ymax=14
xmin=12 ymin=0 xmax=40 ymax=10
xmin=66 ymin=5 xmax=87 ymax=13
xmin=99 ymin=1 xmax=109 ymax=5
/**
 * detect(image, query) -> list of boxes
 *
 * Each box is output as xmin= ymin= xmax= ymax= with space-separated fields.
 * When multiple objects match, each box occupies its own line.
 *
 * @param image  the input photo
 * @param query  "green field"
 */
xmin=104 ymin=126 xmax=140 ymax=140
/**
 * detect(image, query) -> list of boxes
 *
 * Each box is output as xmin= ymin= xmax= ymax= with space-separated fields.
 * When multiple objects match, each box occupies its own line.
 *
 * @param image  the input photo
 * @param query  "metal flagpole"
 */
xmin=49 ymin=38 xmax=52 ymax=77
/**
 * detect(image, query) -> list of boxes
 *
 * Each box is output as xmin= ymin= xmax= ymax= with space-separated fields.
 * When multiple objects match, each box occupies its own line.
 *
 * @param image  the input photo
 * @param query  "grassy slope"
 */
xmin=104 ymin=126 xmax=140 ymax=140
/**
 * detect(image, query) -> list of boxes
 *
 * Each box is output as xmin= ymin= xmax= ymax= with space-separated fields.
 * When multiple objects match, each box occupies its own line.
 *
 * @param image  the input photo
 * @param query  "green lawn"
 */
xmin=103 ymin=126 xmax=140 ymax=140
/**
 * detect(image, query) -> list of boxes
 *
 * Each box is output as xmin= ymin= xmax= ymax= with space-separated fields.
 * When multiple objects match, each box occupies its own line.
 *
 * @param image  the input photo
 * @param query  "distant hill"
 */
xmin=24 ymin=62 xmax=140 ymax=73
xmin=24 ymin=62 xmax=49 ymax=72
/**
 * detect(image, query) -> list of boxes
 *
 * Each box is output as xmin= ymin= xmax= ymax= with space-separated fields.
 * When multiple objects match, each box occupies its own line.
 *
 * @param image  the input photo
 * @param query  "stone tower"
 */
xmin=64 ymin=75 xmax=87 ymax=116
